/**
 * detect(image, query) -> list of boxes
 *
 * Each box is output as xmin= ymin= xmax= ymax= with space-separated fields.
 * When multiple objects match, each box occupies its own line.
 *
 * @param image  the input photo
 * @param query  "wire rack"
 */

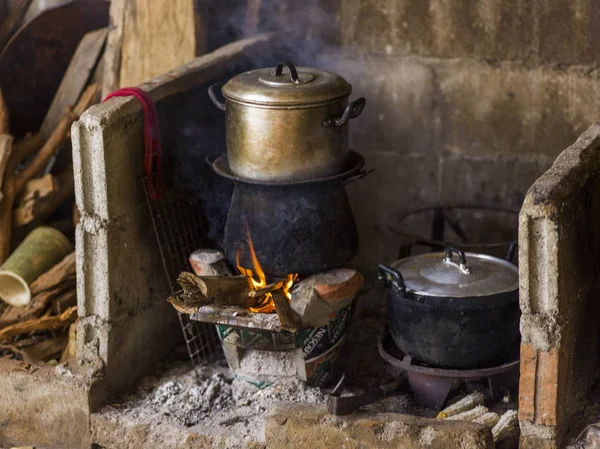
xmin=143 ymin=168 xmax=222 ymax=374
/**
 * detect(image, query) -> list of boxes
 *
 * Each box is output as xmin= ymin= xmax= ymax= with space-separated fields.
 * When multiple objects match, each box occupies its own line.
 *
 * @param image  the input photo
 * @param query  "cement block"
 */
xmin=265 ymin=403 xmax=494 ymax=449
xmin=518 ymin=121 xmax=600 ymax=447
xmin=346 ymin=152 xmax=439 ymax=270
xmin=316 ymin=55 xmax=437 ymax=155
xmin=91 ymin=411 xmax=261 ymax=449
xmin=439 ymin=153 xmax=553 ymax=211
xmin=322 ymin=0 xmax=600 ymax=66
xmin=437 ymin=61 xmax=600 ymax=158
xmin=0 ymin=360 xmax=93 ymax=449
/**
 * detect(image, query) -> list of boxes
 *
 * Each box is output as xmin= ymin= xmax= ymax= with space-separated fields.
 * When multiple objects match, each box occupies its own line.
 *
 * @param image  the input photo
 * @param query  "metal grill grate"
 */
xmin=143 ymin=168 xmax=222 ymax=374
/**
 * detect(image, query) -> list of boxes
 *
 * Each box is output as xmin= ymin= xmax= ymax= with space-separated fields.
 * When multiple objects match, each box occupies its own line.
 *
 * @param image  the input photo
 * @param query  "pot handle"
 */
xmin=506 ymin=241 xmax=518 ymax=262
xmin=272 ymin=61 xmax=301 ymax=83
xmin=322 ymin=97 xmax=366 ymax=128
xmin=377 ymin=264 xmax=406 ymax=294
xmin=208 ymin=82 xmax=226 ymax=111
xmin=443 ymin=246 xmax=470 ymax=274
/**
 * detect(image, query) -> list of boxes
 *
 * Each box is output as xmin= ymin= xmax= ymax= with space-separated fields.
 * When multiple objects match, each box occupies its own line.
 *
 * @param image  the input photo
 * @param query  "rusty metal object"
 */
xmin=327 ymin=373 xmax=406 ymax=416
xmin=0 ymin=0 xmax=109 ymax=136
xmin=208 ymin=61 xmax=366 ymax=182
xmin=378 ymin=333 xmax=519 ymax=410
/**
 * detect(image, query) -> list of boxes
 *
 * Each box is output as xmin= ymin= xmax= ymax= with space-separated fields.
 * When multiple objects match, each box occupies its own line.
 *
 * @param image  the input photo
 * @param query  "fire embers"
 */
xmin=235 ymin=226 xmax=297 ymax=314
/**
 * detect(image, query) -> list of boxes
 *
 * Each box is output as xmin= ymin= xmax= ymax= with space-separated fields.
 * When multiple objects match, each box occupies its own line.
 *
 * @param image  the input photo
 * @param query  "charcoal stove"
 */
xmin=378 ymin=333 xmax=519 ymax=410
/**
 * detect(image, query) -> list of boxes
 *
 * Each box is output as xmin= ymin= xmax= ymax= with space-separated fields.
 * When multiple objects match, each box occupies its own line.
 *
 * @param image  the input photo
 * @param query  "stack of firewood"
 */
xmin=0 ymin=65 xmax=99 ymax=366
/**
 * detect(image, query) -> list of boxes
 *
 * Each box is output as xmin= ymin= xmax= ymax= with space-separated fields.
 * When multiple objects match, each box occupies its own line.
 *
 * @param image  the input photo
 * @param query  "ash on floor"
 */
xmin=97 ymin=358 xmax=332 ymax=445
xmin=94 ymin=287 xmax=518 ymax=447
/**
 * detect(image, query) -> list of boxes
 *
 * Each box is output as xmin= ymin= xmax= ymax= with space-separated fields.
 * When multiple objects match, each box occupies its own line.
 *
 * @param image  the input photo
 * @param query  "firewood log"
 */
xmin=0 ymin=84 xmax=99 ymax=263
xmin=178 ymin=272 xmax=249 ymax=299
xmin=30 ymin=252 xmax=76 ymax=295
xmin=60 ymin=321 xmax=77 ymax=363
xmin=13 ymin=165 xmax=74 ymax=228
xmin=51 ymin=288 xmax=77 ymax=314
xmin=272 ymin=291 xmax=301 ymax=333
xmin=0 ymin=134 xmax=13 ymax=194
xmin=0 ymin=306 xmax=77 ymax=342
xmin=491 ymin=410 xmax=518 ymax=442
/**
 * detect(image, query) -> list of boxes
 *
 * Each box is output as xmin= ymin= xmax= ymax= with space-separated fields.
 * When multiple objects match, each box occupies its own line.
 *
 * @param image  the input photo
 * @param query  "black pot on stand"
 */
xmin=211 ymin=151 xmax=371 ymax=276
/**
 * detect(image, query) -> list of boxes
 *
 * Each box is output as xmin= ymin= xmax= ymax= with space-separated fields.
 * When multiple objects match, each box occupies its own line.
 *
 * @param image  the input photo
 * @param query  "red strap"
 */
xmin=103 ymin=87 xmax=164 ymax=200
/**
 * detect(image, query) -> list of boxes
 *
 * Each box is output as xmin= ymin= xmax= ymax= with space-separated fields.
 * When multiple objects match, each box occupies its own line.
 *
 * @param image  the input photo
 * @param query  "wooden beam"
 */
xmin=117 ymin=0 xmax=196 ymax=90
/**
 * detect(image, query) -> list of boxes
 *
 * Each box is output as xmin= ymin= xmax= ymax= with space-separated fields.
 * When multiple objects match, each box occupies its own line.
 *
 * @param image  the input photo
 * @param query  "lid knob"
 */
xmin=271 ymin=61 xmax=301 ymax=84
xmin=443 ymin=246 xmax=470 ymax=274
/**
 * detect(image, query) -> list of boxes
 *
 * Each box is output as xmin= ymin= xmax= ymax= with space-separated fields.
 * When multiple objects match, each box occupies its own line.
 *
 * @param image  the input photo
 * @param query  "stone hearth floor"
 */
xmin=91 ymin=288 xmax=519 ymax=449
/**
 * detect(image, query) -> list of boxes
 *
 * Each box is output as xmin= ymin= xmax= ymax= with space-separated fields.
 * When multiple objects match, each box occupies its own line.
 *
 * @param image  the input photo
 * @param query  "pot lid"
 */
xmin=222 ymin=61 xmax=352 ymax=107
xmin=388 ymin=248 xmax=518 ymax=298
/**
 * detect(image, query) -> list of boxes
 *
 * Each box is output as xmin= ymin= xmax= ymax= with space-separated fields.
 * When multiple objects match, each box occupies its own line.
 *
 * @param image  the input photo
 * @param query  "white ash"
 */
xmin=99 ymin=359 xmax=327 ymax=446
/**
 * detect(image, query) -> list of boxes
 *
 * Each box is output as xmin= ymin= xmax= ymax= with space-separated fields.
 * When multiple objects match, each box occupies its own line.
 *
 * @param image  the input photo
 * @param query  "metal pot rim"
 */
xmin=211 ymin=150 xmax=365 ymax=186
xmin=386 ymin=251 xmax=519 ymax=298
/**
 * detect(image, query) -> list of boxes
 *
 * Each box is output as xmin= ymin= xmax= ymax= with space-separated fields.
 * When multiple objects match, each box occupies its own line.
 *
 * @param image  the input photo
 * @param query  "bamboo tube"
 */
xmin=0 ymin=227 xmax=72 ymax=306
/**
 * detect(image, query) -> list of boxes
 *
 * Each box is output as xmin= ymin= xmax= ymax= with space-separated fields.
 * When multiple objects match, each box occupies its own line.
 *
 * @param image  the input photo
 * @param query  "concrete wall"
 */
xmin=518 ymin=122 xmax=600 ymax=448
xmin=263 ymin=0 xmax=600 ymax=270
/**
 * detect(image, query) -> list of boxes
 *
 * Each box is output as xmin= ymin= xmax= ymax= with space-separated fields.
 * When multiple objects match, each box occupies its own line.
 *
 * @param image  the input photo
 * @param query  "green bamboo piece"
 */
xmin=0 ymin=226 xmax=72 ymax=306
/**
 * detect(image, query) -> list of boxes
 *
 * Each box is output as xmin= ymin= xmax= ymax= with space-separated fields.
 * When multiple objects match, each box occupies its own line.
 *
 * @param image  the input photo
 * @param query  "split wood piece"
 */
xmin=107 ymin=0 xmax=195 ymax=93
xmin=60 ymin=321 xmax=77 ymax=363
xmin=248 ymin=282 xmax=283 ymax=298
xmin=40 ymin=27 xmax=108 ymax=139
xmin=291 ymin=269 xmax=363 ymax=328
xmin=13 ymin=84 xmax=99 ymax=193
xmin=189 ymin=249 xmax=232 ymax=276
xmin=491 ymin=410 xmax=518 ymax=442
xmin=30 ymin=251 xmax=76 ymax=295
xmin=473 ymin=412 xmax=500 ymax=429
xmin=291 ymin=278 xmax=338 ymax=329
xmin=173 ymin=273 xmax=256 ymax=313
xmin=0 ymin=88 xmax=8 ymax=134
xmin=437 ymin=391 xmax=486 ymax=419
xmin=0 ymin=134 xmax=13 ymax=195
xmin=13 ymin=165 xmax=74 ymax=227
xmin=0 ymin=0 xmax=33 ymax=51
xmin=447 ymin=405 xmax=488 ymax=421
xmin=314 ymin=269 xmax=364 ymax=305
xmin=51 ymin=288 xmax=77 ymax=315
xmin=0 ymin=279 xmax=76 ymax=327
xmin=272 ymin=291 xmax=301 ymax=333
xmin=10 ymin=134 xmax=44 ymax=173
xmin=0 ymin=306 xmax=77 ymax=342
xmin=13 ymin=174 xmax=58 ymax=224
xmin=15 ymin=173 xmax=58 ymax=204
xmin=178 ymin=272 xmax=250 ymax=299
xmin=0 ymin=84 xmax=99 ymax=263
xmin=20 ymin=333 xmax=68 ymax=365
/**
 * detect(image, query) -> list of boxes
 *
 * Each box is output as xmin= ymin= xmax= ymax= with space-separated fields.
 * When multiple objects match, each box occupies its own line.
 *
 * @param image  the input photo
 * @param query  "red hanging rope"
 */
xmin=103 ymin=87 xmax=164 ymax=200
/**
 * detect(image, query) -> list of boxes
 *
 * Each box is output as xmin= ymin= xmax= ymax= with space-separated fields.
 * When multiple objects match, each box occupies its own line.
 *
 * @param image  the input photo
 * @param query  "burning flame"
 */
xmin=236 ymin=226 xmax=297 ymax=313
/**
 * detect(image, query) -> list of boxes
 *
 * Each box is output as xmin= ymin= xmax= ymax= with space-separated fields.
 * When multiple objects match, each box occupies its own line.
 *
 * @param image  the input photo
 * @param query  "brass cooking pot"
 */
xmin=209 ymin=61 xmax=366 ymax=182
